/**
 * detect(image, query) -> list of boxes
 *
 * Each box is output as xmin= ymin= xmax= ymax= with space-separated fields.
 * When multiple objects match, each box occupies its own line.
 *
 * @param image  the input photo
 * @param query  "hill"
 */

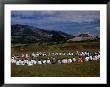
xmin=11 ymin=24 xmax=72 ymax=44
xmin=67 ymin=33 xmax=96 ymax=42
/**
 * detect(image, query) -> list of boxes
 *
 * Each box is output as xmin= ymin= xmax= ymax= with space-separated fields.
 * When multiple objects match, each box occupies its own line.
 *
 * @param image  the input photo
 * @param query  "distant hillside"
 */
xmin=67 ymin=33 xmax=97 ymax=42
xmin=79 ymin=34 xmax=92 ymax=37
xmin=11 ymin=24 xmax=72 ymax=44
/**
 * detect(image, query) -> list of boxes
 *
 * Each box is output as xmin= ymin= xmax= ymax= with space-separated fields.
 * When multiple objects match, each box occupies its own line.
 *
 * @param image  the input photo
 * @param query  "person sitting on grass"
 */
xmin=72 ymin=57 xmax=76 ymax=62
xmin=67 ymin=58 xmax=72 ymax=63
xmin=57 ymin=60 xmax=62 ymax=64
xmin=77 ymin=56 xmax=83 ymax=63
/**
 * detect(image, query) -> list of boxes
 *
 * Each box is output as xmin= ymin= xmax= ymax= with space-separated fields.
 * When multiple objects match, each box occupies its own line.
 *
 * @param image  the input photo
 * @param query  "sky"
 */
xmin=11 ymin=11 xmax=100 ymax=36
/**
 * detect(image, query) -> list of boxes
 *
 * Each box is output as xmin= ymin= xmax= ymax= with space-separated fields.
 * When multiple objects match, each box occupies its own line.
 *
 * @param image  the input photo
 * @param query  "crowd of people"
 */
xmin=11 ymin=51 xmax=100 ymax=66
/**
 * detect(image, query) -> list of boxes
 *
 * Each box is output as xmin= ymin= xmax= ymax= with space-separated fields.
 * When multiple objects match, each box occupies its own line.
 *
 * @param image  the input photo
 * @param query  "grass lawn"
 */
xmin=11 ymin=60 xmax=100 ymax=77
xmin=11 ymin=41 xmax=100 ymax=77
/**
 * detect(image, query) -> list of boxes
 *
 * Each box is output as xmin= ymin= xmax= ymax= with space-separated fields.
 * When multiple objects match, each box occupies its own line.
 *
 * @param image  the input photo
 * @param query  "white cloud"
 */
xmin=11 ymin=11 xmax=100 ymax=25
xmin=49 ymin=11 xmax=99 ymax=23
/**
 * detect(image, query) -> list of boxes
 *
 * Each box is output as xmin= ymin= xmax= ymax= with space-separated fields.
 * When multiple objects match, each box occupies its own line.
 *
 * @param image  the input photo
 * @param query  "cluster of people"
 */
xmin=12 ymin=50 xmax=99 ymax=58
xmin=11 ymin=51 xmax=100 ymax=66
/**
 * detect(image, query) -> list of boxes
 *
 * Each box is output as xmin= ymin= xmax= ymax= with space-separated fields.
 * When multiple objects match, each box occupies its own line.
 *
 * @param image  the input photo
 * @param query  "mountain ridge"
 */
xmin=11 ymin=24 xmax=73 ymax=44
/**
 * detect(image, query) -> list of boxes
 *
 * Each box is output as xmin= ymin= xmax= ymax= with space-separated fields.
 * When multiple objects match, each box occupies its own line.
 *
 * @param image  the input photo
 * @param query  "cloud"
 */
xmin=11 ymin=11 xmax=100 ymax=35
xmin=11 ymin=11 xmax=57 ymax=18
xmin=11 ymin=11 xmax=100 ymax=24
xmin=51 ymin=11 xmax=100 ymax=23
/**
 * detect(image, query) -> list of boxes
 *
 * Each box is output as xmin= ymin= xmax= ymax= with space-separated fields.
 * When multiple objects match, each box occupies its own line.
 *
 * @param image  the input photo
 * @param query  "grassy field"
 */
xmin=11 ymin=60 xmax=100 ymax=77
xmin=11 ymin=41 xmax=100 ymax=77
xmin=11 ymin=41 xmax=100 ymax=57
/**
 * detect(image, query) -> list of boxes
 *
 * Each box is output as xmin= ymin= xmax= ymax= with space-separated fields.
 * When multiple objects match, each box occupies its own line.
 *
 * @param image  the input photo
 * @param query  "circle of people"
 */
xmin=11 ymin=51 xmax=100 ymax=66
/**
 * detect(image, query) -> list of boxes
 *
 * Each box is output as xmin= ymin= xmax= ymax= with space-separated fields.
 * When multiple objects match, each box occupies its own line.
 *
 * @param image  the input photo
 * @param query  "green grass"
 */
xmin=11 ymin=60 xmax=100 ymax=77
xmin=11 ymin=41 xmax=100 ymax=77
xmin=11 ymin=41 xmax=100 ymax=56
